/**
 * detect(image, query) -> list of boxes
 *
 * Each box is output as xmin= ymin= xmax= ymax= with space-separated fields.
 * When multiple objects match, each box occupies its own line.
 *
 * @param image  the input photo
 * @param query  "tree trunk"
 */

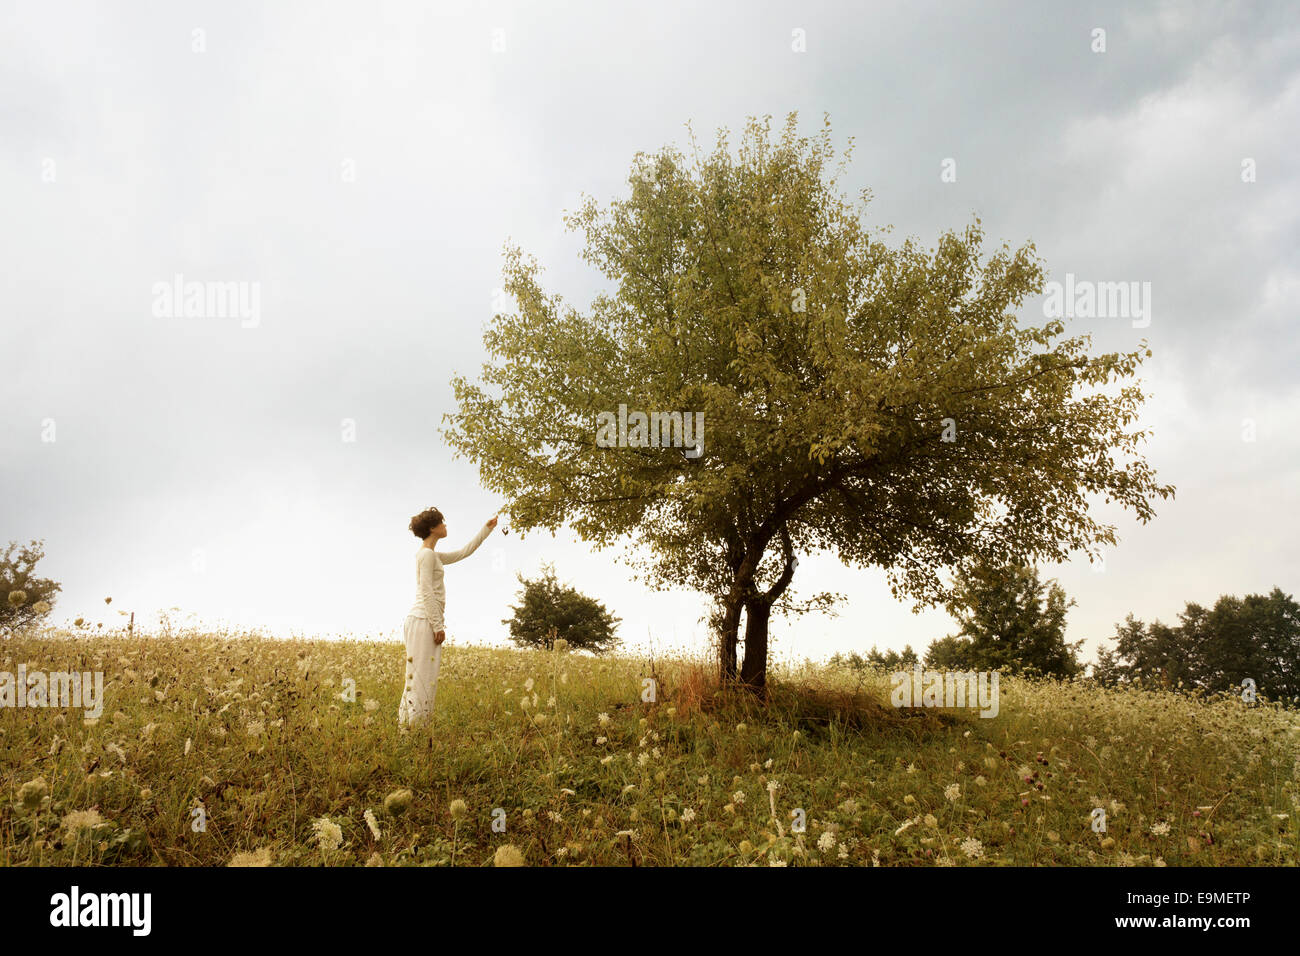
xmin=717 ymin=594 xmax=742 ymax=683
xmin=740 ymin=598 xmax=771 ymax=701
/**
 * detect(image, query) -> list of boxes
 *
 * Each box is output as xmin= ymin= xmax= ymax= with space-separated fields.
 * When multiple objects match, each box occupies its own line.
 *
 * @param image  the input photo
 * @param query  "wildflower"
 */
xmin=681 ymin=808 xmax=696 ymax=822
xmin=364 ymin=809 xmax=382 ymax=840
xmin=974 ymin=776 xmax=987 ymax=787
xmin=312 ymin=816 xmax=343 ymax=852
xmin=621 ymin=784 xmax=636 ymax=795
xmin=944 ymin=784 xmax=961 ymax=802
xmin=959 ymin=837 xmax=984 ymax=859
xmin=1150 ymin=821 xmax=1171 ymax=836
xmin=739 ymin=840 xmax=754 ymax=853
xmin=615 ymin=829 xmax=638 ymax=839
xmin=365 ymin=852 xmax=384 ymax=867
xmin=62 ymin=809 xmax=104 ymax=835
xmin=894 ymin=816 xmax=919 ymax=836
xmin=494 ymin=844 xmax=526 ymax=867
xmin=363 ymin=699 xmax=378 ymax=712
xmin=732 ymin=791 xmax=746 ymax=804
xmin=229 ymin=847 xmax=273 ymax=867
xmin=903 ymin=795 xmax=916 ymax=805
xmin=764 ymin=758 xmax=773 ymax=769
xmin=547 ymin=811 xmax=562 ymax=823
xmin=384 ymin=788 xmax=413 ymax=816
xmin=838 ymin=798 xmax=860 ymax=814
xmin=245 ymin=721 xmax=264 ymax=737
xmin=666 ymin=707 xmax=676 ymax=716
xmin=637 ymin=752 xmax=650 ymax=767
xmin=924 ymin=814 xmax=938 ymax=827
xmin=595 ymin=736 xmax=607 ymax=745
xmin=736 ymin=723 xmax=746 ymax=732
xmin=767 ymin=779 xmax=780 ymax=794
xmin=905 ymin=763 xmax=917 ymax=774
xmin=817 ymin=831 xmax=837 ymax=852
xmin=19 ymin=777 xmax=48 ymax=812
xmin=524 ymin=678 xmax=534 ymax=692
xmin=697 ymin=775 xmax=709 ymax=785
xmin=547 ymin=696 xmax=556 ymax=708
xmin=600 ymin=755 xmax=614 ymax=765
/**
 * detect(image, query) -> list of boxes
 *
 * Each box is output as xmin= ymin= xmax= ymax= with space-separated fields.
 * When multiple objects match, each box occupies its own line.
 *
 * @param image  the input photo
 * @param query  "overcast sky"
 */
xmin=2 ymin=0 xmax=1296 ymax=668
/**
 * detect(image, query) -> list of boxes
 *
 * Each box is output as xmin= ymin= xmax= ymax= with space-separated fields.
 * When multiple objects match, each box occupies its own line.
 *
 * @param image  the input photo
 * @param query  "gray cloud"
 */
xmin=2 ymin=0 xmax=1296 ymax=661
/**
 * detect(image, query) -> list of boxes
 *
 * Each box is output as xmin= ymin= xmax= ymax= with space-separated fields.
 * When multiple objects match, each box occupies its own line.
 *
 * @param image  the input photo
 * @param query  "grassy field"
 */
xmin=2 ymin=629 xmax=1297 ymax=866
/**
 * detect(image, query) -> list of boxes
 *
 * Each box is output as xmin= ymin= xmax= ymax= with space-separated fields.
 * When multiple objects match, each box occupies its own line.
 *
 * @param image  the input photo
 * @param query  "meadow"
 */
xmin=2 ymin=629 xmax=1296 ymax=866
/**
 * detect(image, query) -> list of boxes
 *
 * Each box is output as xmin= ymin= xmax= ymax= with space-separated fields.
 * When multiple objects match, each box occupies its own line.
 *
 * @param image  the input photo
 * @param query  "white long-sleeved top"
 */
xmin=407 ymin=522 xmax=493 ymax=630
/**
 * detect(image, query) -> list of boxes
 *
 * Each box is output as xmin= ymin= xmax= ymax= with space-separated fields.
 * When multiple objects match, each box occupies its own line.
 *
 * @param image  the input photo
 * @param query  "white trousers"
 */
xmin=398 ymin=614 xmax=443 ymax=728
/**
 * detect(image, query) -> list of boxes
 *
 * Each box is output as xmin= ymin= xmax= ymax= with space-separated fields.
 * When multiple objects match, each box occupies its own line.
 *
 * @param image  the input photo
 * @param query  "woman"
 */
xmin=400 ymin=507 xmax=497 ymax=728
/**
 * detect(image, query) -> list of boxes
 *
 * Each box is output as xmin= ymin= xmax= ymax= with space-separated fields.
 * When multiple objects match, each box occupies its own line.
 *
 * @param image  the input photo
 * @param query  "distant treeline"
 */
xmin=840 ymin=561 xmax=1299 ymax=705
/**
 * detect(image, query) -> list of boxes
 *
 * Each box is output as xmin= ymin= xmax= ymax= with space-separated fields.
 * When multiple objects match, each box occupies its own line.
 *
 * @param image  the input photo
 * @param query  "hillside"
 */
xmin=2 ymin=631 xmax=1296 ymax=866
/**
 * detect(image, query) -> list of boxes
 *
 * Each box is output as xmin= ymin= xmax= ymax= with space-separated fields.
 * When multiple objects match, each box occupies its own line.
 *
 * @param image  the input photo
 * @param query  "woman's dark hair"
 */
xmin=409 ymin=507 xmax=445 ymax=539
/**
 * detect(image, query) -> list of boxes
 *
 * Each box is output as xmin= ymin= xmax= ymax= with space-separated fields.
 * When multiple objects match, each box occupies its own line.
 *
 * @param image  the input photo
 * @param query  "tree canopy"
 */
xmin=924 ymin=560 xmax=1084 ymax=678
xmin=1 ymin=540 xmax=59 ymax=637
xmin=443 ymin=111 xmax=1174 ymax=698
xmin=502 ymin=563 xmax=622 ymax=654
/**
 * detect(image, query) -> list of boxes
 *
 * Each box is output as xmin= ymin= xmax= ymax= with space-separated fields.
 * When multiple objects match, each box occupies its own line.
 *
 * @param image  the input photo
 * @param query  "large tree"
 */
xmin=442 ymin=112 xmax=1173 ymax=699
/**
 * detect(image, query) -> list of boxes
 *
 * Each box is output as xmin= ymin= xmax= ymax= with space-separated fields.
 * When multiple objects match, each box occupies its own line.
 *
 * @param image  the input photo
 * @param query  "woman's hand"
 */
xmin=486 ymin=515 xmax=499 ymax=530
xmin=434 ymin=630 xmax=446 ymax=645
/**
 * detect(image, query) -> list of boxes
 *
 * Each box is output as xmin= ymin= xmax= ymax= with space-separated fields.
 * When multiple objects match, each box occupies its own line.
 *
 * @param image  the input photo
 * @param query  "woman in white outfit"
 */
xmin=400 ymin=507 xmax=497 ymax=728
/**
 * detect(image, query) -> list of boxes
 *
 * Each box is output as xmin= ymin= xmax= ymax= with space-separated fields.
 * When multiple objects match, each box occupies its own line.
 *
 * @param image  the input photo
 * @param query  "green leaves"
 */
xmin=442 ymin=111 xmax=1173 ymax=677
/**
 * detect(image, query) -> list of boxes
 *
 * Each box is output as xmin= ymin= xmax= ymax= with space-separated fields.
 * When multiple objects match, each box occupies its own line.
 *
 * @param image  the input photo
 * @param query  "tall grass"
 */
xmin=1 ymin=629 xmax=1295 ymax=866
